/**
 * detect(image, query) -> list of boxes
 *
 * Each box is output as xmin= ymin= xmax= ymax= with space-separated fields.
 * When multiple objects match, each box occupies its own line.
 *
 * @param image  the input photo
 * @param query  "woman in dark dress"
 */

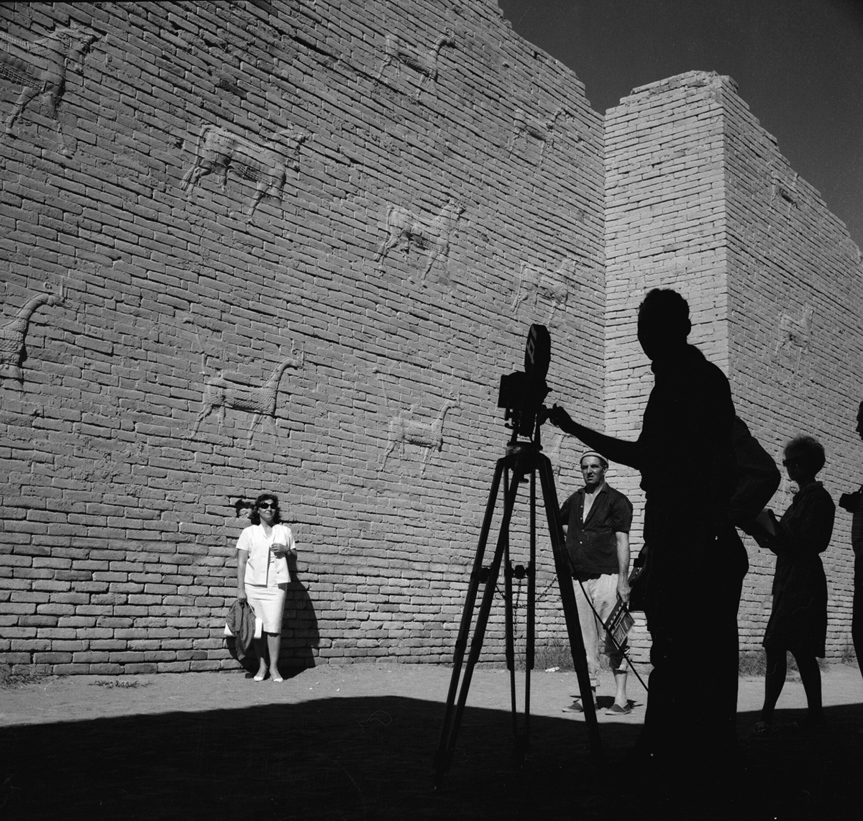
xmin=755 ymin=435 xmax=834 ymax=732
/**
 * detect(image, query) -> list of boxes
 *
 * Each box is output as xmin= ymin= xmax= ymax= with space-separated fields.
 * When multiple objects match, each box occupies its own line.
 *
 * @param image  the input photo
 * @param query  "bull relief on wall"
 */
xmin=180 ymin=124 xmax=307 ymax=222
xmin=0 ymin=22 xmax=99 ymax=156
xmin=374 ymin=198 xmax=464 ymax=283
xmin=0 ymin=283 xmax=64 ymax=386
xmin=376 ymin=29 xmax=455 ymax=100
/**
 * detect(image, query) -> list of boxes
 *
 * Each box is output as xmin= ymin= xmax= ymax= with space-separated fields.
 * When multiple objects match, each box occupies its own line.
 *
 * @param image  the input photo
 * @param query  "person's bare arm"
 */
xmin=237 ymin=549 xmax=248 ymax=600
xmin=547 ymin=406 xmax=642 ymax=469
xmin=616 ymin=532 xmax=631 ymax=603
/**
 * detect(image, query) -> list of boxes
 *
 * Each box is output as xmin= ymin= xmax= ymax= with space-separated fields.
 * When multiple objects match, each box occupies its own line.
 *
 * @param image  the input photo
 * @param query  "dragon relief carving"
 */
xmin=374 ymin=198 xmax=464 ymax=283
xmin=376 ymin=29 xmax=455 ymax=100
xmin=510 ymin=106 xmax=569 ymax=168
xmin=0 ymin=22 xmax=99 ymax=155
xmin=373 ymin=366 xmax=461 ymax=476
xmin=511 ymin=256 xmax=576 ymax=325
xmin=0 ymin=282 xmax=64 ymax=385
xmin=773 ymin=303 xmax=814 ymax=377
xmin=187 ymin=328 xmax=305 ymax=446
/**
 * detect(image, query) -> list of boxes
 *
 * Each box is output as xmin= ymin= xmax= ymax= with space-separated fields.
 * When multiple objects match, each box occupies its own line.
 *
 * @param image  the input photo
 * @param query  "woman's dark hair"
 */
xmin=249 ymin=492 xmax=281 ymax=524
xmin=784 ymin=435 xmax=826 ymax=475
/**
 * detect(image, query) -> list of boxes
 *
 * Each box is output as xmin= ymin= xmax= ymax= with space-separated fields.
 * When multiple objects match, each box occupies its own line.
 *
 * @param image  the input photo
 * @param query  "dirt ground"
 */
xmin=2 ymin=661 xmax=862 ymax=820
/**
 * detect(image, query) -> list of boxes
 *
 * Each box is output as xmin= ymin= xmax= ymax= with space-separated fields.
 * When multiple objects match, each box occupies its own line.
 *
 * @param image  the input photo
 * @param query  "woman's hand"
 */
xmin=237 ymin=588 xmax=247 ymax=601
xmin=271 ymin=543 xmax=287 ymax=558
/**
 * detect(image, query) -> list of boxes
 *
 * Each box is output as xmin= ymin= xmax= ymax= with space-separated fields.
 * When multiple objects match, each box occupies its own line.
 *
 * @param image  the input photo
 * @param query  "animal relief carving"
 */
xmin=510 ymin=106 xmax=568 ymax=168
xmin=0 ymin=282 xmax=64 ymax=385
xmin=190 ymin=344 xmax=304 ymax=446
xmin=379 ymin=392 xmax=461 ymax=476
xmin=0 ymin=22 xmax=98 ymax=156
xmin=376 ymin=29 xmax=455 ymax=100
xmin=773 ymin=303 xmax=814 ymax=376
xmin=511 ymin=257 xmax=576 ymax=324
xmin=180 ymin=125 xmax=307 ymax=221
xmin=375 ymin=198 xmax=464 ymax=282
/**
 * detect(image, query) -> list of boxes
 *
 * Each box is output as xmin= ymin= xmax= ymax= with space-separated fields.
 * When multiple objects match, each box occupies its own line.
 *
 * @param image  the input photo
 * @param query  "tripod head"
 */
xmin=498 ymin=324 xmax=551 ymax=443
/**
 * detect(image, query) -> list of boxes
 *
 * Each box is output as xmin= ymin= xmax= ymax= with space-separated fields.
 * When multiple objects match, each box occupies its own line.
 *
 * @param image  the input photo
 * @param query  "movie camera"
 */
xmin=435 ymin=322 xmax=602 ymax=783
xmin=497 ymin=324 xmax=551 ymax=438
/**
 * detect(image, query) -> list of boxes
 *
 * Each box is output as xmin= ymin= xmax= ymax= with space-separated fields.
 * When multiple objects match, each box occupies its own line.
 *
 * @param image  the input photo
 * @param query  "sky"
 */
xmin=498 ymin=0 xmax=863 ymax=251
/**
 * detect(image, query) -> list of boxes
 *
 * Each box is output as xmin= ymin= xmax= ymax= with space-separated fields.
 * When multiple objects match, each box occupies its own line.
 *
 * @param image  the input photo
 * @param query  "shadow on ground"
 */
xmin=1 ymin=695 xmax=861 ymax=820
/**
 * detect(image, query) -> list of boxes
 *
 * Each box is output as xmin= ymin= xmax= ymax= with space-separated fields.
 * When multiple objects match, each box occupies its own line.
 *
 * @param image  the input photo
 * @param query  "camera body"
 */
xmin=839 ymin=490 xmax=862 ymax=513
xmin=498 ymin=324 xmax=551 ymax=438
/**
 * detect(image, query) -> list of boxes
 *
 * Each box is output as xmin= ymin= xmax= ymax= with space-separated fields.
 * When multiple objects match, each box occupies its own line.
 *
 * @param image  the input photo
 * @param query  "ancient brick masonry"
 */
xmin=1 ymin=3 xmax=861 ymax=677
xmin=0 ymin=0 xmax=604 ymax=674
xmin=605 ymin=72 xmax=863 ymax=659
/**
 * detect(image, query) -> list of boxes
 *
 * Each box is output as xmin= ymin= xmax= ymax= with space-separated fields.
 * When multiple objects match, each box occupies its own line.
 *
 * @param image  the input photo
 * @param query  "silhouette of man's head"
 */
xmin=637 ymin=288 xmax=691 ymax=361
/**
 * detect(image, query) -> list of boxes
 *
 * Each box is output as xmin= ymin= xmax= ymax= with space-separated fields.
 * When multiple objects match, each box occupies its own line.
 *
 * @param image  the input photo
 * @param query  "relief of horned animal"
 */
xmin=510 ymin=106 xmax=568 ymax=168
xmin=374 ymin=198 xmax=464 ymax=283
xmin=0 ymin=23 xmax=99 ymax=156
xmin=543 ymin=430 xmax=567 ymax=479
xmin=180 ymin=124 xmax=307 ymax=221
xmin=189 ymin=343 xmax=305 ymax=446
xmin=1 ymin=280 xmax=65 ymax=386
xmin=773 ymin=303 xmax=814 ymax=376
xmin=379 ymin=391 xmax=461 ymax=477
xmin=376 ymin=28 xmax=455 ymax=100
xmin=511 ymin=256 xmax=577 ymax=325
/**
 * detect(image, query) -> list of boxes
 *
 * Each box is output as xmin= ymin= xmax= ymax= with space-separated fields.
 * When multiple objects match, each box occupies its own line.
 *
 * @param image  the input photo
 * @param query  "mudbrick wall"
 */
xmin=605 ymin=72 xmax=863 ymax=660
xmin=0 ymin=1 xmax=606 ymax=674
xmin=2 ymin=4 xmax=861 ymax=677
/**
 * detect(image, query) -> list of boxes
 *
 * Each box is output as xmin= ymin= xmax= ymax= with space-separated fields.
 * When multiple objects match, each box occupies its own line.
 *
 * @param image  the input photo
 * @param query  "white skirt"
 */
xmin=245 ymin=582 xmax=287 ymax=633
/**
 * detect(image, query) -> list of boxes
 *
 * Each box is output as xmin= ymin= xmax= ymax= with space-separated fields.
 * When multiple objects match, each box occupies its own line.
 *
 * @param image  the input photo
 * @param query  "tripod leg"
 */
xmin=515 ymin=465 xmax=538 ymax=764
xmin=537 ymin=453 xmax=604 ymax=765
xmin=434 ymin=458 xmax=521 ymax=781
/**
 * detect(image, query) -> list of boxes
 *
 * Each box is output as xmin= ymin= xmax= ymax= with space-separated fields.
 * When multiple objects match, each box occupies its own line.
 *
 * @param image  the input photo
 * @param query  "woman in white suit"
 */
xmin=236 ymin=493 xmax=297 ymax=682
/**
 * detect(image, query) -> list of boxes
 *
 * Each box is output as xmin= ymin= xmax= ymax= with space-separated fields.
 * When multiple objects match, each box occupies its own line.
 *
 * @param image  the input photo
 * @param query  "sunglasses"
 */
xmin=257 ymin=502 xmax=277 ymax=510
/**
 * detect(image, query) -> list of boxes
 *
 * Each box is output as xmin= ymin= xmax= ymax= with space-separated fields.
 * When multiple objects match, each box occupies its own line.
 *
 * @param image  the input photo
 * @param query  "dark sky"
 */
xmin=498 ymin=0 xmax=863 ymax=251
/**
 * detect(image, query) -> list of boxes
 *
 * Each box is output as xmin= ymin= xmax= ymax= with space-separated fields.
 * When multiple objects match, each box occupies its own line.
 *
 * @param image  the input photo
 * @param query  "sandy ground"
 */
xmin=2 ymin=661 xmax=862 ymax=819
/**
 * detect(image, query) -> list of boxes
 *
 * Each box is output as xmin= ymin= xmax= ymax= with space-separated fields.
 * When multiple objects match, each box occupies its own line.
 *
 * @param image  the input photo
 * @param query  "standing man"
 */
xmin=838 ymin=400 xmax=863 ymax=686
xmin=560 ymin=451 xmax=634 ymax=715
xmin=548 ymin=288 xmax=737 ymax=767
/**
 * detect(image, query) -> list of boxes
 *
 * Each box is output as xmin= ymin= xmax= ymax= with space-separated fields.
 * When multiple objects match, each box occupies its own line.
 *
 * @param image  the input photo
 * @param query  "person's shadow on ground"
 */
xmin=2 ymin=686 xmax=860 ymax=820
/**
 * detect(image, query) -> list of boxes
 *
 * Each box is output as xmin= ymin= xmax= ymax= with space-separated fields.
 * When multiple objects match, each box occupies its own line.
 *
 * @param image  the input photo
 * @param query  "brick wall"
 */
xmin=3 ymin=4 xmax=860 ymax=677
xmin=0 ymin=0 xmax=605 ymax=674
xmin=604 ymin=71 xmax=863 ymax=660
xmin=721 ymin=78 xmax=863 ymax=657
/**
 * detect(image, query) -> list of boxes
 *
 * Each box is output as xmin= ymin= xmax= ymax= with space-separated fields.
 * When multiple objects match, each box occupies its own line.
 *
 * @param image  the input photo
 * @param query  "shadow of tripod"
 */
xmin=433 ymin=407 xmax=602 ymax=785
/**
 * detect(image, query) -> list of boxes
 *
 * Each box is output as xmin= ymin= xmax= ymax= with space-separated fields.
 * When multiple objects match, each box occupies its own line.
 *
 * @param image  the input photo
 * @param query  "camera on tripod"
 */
xmin=498 ymin=324 xmax=551 ymax=438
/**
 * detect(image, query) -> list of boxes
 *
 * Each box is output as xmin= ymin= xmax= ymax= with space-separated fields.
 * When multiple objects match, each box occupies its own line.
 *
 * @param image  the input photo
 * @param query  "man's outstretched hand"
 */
xmin=547 ymin=405 xmax=575 ymax=434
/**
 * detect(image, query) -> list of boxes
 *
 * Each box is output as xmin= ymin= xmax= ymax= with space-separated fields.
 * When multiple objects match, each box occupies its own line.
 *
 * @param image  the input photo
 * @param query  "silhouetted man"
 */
xmin=838 ymin=400 xmax=863 ymax=686
xmin=549 ymin=288 xmax=737 ymax=766
xmin=560 ymin=451 xmax=634 ymax=715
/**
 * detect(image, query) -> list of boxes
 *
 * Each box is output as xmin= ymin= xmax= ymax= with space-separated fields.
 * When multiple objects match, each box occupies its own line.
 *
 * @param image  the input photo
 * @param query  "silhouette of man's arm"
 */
xmin=547 ymin=406 xmax=641 ymax=469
